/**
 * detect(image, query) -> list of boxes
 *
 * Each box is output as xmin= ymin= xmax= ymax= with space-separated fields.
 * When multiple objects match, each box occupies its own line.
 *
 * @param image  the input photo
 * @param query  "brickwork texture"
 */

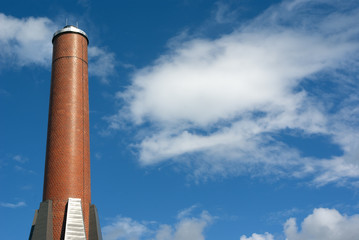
xmin=42 ymin=32 xmax=91 ymax=240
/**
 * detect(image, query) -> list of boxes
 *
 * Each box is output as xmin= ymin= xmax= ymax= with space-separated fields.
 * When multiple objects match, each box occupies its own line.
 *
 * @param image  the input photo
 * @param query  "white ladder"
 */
xmin=64 ymin=198 xmax=87 ymax=240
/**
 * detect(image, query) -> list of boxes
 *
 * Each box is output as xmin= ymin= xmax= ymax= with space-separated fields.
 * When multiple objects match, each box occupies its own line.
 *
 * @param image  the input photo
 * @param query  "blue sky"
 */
xmin=1 ymin=0 xmax=359 ymax=239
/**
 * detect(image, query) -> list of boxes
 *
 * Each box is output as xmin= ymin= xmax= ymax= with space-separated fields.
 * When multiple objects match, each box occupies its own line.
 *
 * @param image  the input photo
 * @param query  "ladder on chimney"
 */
xmin=64 ymin=198 xmax=87 ymax=240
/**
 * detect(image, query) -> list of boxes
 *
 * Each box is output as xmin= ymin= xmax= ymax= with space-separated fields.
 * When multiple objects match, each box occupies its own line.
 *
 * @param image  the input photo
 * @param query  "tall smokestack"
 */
xmin=29 ymin=25 xmax=102 ymax=240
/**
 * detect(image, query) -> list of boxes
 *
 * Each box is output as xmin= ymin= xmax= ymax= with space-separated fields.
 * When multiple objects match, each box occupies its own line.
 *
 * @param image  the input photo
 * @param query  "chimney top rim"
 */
xmin=52 ymin=25 xmax=89 ymax=44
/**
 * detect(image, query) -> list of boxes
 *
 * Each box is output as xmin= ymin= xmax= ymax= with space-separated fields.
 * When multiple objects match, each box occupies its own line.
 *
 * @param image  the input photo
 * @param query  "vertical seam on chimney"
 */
xmin=82 ymin=37 xmax=85 ymax=212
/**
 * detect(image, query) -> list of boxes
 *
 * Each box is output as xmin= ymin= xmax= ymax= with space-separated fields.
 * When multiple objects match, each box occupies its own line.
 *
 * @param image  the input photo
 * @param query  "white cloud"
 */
xmin=102 ymin=216 xmax=147 ymax=240
xmin=242 ymin=208 xmax=359 ymax=240
xmin=102 ymin=207 xmax=212 ymax=240
xmin=171 ymin=210 xmax=212 ymax=240
xmin=109 ymin=0 xmax=359 ymax=184
xmin=155 ymin=211 xmax=212 ymax=240
xmin=0 ymin=13 xmax=55 ymax=66
xmin=284 ymin=208 xmax=359 ymax=240
xmin=0 ymin=201 xmax=26 ymax=208
xmin=240 ymin=233 xmax=274 ymax=240
xmin=102 ymin=207 xmax=359 ymax=240
xmin=155 ymin=225 xmax=173 ymax=240
xmin=121 ymin=32 xmax=335 ymax=127
xmin=0 ymin=13 xmax=115 ymax=82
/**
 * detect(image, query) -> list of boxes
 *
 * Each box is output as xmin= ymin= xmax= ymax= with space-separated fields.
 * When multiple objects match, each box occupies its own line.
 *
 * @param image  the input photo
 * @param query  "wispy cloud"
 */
xmin=177 ymin=205 xmax=198 ymax=219
xmin=88 ymin=46 xmax=116 ymax=84
xmin=0 ymin=88 xmax=10 ymax=97
xmin=0 ymin=201 xmax=26 ymax=208
xmin=213 ymin=2 xmax=240 ymax=24
xmin=14 ymin=165 xmax=36 ymax=174
xmin=12 ymin=155 xmax=28 ymax=163
xmin=265 ymin=208 xmax=302 ymax=225
xmin=108 ymin=0 xmax=359 ymax=185
xmin=0 ymin=13 xmax=116 ymax=83
xmin=77 ymin=0 xmax=90 ymax=8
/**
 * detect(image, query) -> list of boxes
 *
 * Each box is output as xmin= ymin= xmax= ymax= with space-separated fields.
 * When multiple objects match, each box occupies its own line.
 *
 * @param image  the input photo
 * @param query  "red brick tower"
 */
xmin=29 ymin=26 xmax=102 ymax=240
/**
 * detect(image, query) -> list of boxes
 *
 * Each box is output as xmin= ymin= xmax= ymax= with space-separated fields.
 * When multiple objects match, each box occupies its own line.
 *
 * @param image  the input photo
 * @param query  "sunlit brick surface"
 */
xmin=43 ymin=32 xmax=91 ymax=240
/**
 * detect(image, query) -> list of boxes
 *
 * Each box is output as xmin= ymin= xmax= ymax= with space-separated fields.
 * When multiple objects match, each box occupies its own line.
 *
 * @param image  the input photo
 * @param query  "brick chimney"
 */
xmin=29 ymin=25 xmax=102 ymax=240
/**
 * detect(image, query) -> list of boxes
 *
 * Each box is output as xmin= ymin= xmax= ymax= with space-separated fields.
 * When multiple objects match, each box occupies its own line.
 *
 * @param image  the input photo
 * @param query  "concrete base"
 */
xmin=29 ymin=200 xmax=53 ymax=240
xmin=29 ymin=200 xmax=102 ymax=240
xmin=89 ymin=205 xmax=102 ymax=240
